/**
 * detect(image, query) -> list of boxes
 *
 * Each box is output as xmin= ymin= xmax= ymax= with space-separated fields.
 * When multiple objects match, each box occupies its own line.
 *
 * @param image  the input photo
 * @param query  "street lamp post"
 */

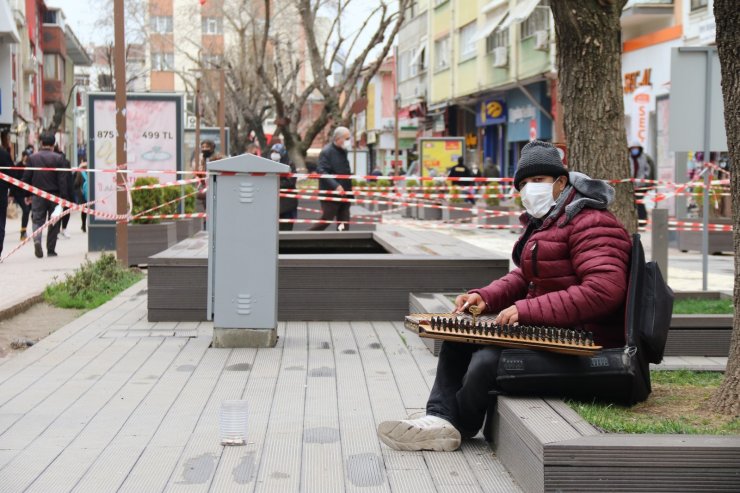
xmin=113 ymin=0 xmax=128 ymax=266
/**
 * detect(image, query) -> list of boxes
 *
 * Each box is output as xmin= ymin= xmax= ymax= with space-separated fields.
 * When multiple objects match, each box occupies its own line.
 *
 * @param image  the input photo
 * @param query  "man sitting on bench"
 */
xmin=378 ymin=140 xmax=632 ymax=452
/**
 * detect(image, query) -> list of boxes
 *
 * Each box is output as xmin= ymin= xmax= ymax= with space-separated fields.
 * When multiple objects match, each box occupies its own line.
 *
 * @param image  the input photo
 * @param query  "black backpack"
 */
xmin=626 ymin=233 xmax=674 ymax=364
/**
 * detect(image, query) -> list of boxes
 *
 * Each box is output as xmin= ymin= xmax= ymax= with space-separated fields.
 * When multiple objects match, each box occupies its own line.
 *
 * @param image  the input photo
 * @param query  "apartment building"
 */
xmin=0 ymin=0 xmax=90 ymax=158
xmin=397 ymin=0 xmax=558 ymax=177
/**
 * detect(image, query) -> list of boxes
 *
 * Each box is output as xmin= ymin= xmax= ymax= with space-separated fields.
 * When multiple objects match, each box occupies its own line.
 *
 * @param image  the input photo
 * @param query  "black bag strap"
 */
xmin=624 ymin=233 xmax=645 ymax=347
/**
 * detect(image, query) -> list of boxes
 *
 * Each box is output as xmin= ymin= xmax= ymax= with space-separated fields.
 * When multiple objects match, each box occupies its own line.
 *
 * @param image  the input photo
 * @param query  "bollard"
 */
xmin=207 ymin=154 xmax=289 ymax=348
xmin=651 ymin=208 xmax=669 ymax=278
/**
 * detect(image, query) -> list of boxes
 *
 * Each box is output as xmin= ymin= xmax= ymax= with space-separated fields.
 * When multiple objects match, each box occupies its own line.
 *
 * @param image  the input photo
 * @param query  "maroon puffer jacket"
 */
xmin=470 ymin=191 xmax=632 ymax=348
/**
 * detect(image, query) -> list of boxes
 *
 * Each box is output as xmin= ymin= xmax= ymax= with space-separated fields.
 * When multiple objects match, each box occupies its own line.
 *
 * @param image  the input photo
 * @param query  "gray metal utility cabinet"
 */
xmin=207 ymin=154 xmax=289 ymax=348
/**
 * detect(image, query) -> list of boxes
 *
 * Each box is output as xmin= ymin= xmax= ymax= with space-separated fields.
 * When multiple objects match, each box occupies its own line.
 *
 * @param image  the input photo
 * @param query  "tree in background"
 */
xmin=710 ymin=0 xmax=739 ymax=415
xmin=550 ymin=0 xmax=637 ymax=232
xmin=257 ymin=0 xmax=411 ymax=167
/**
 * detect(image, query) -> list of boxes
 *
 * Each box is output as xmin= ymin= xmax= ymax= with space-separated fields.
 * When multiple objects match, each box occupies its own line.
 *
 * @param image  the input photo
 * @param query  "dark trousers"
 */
xmin=426 ymin=341 xmax=503 ymax=438
xmin=31 ymin=196 xmax=61 ymax=253
xmin=279 ymin=210 xmax=297 ymax=231
xmin=308 ymin=201 xmax=351 ymax=231
xmin=61 ymin=207 xmax=71 ymax=229
xmin=12 ymin=191 xmax=31 ymax=229
xmin=0 ymin=191 xmax=6 ymax=257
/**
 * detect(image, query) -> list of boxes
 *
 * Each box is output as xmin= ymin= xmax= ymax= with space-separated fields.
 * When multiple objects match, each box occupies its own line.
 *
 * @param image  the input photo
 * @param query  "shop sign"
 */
xmin=624 ymin=68 xmax=652 ymax=94
xmin=477 ymin=99 xmax=506 ymax=126
xmin=508 ymin=105 xmax=536 ymax=124
xmin=465 ymin=133 xmax=478 ymax=147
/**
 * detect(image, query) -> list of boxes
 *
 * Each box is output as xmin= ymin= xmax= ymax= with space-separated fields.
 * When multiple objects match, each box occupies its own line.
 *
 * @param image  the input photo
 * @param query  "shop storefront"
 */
xmin=476 ymin=97 xmax=507 ymax=177
xmin=505 ymin=81 xmax=552 ymax=177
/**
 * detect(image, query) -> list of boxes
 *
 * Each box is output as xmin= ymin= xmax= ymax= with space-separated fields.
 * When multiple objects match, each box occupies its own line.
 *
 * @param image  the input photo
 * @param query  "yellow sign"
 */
xmin=419 ymin=138 xmax=465 ymax=177
xmin=486 ymin=101 xmax=503 ymax=119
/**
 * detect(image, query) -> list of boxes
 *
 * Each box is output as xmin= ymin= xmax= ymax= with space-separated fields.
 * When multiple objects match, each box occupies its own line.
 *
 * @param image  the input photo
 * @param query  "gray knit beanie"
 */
xmin=513 ymin=140 xmax=568 ymax=190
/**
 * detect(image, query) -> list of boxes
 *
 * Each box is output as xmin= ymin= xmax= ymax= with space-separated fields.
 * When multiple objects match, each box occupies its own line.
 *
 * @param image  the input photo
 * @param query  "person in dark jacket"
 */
xmin=447 ymin=157 xmax=475 ymax=205
xmin=308 ymin=127 xmax=353 ymax=231
xmin=54 ymin=144 xmax=75 ymax=239
xmin=22 ymin=133 xmax=69 ymax=258
xmin=271 ymin=143 xmax=298 ymax=231
xmin=0 ymin=146 xmax=12 ymax=257
xmin=7 ymin=149 xmax=33 ymax=240
xmin=378 ymin=140 xmax=632 ymax=452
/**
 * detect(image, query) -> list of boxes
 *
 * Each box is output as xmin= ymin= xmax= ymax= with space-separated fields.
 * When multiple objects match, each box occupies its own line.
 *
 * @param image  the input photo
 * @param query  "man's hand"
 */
xmin=495 ymin=305 xmax=519 ymax=325
xmin=25 ymin=197 xmax=32 ymax=205
xmin=454 ymin=293 xmax=486 ymax=314
xmin=336 ymin=185 xmax=345 ymax=193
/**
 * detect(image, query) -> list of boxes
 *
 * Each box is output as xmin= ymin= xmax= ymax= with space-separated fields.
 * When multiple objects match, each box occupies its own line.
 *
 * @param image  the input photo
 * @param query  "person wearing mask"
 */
xmin=377 ymin=140 xmax=631 ymax=452
xmin=7 ymin=149 xmax=33 ymax=240
xmin=308 ymin=127 xmax=353 ymax=231
xmin=22 ymin=133 xmax=69 ymax=258
xmin=270 ymin=143 xmax=298 ymax=231
xmin=447 ymin=157 xmax=475 ymax=205
xmin=245 ymin=142 xmax=260 ymax=155
xmin=194 ymin=139 xmax=224 ymax=213
xmin=628 ymin=141 xmax=655 ymax=221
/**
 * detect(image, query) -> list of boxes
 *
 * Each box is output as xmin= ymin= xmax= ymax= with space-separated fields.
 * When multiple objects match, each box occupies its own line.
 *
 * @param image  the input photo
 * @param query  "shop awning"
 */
xmin=499 ymin=0 xmax=541 ymax=31
xmin=473 ymin=11 xmax=508 ymax=42
xmin=409 ymin=42 xmax=425 ymax=69
xmin=0 ymin=0 xmax=20 ymax=43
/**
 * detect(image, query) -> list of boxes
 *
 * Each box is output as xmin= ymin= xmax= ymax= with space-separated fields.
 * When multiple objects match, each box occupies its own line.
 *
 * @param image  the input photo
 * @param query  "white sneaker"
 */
xmin=61 ymin=229 xmax=71 ymax=239
xmin=377 ymin=415 xmax=461 ymax=452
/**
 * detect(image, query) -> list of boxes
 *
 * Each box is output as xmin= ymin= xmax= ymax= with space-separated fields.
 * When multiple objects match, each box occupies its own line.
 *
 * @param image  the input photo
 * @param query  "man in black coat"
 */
xmin=22 ymin=133 xmax=69 ymax=258
xmin=309 ymin=127 xmax=353 ymax=231
xmin=0 ymin=145 xmax=12 ymax=258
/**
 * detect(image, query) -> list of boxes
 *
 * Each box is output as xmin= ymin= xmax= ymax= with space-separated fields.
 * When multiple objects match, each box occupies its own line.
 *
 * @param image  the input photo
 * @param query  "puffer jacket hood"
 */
xmin=562 ymin=171 xmax=614 ymax=225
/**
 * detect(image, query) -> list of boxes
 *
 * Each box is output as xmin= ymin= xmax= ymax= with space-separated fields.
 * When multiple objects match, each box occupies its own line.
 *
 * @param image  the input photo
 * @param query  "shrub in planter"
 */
xmin=484 ymin=183 xmax=501 ymax=207
xmin=131 ymin=177 xmax=163 ymax=224
xmin=447 ymin=185 xmax=463 ymax=204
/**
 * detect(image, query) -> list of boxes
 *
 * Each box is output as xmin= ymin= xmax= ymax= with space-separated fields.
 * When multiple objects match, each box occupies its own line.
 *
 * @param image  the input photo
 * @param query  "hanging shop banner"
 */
xmin=419 ymin=137 xmax=466 ymax=177
xmin=476 ymin=99 xmax=506 ymax=127
xmin=88 ymin=93 xmax=184 ymax=219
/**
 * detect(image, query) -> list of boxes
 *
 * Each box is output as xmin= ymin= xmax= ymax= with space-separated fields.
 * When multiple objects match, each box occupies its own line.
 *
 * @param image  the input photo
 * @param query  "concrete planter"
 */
xmin=441 ymin=201 xmax=474 ymax=222
xmin=127 ymin=222 xmax=177 ymax=267
xmin=666 ymin=291 xmax=734 ymax=357
xmin=417 ymin=201 xmax=442 ymax=220
xmin=175 ymin=218 xmax=202 ymax=242
xmin=481 ymin=204 xmax=512 ymax=226
xmin=676 ymin=218 xmax=733 ymax=254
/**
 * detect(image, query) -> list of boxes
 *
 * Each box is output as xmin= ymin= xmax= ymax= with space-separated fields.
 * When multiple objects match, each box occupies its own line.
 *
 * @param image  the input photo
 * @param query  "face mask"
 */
xmin=270 ymin=152 xmax=281 ymax=162
xmin=343 ymin=140 xmax=351 ymax=151
xmin=202 ymin=149 xmax=213 ymax=159
xmin=630 ymin=148 xmax=641 ymax=157
xmin=520 ymin=182 xmax=556 ymax=218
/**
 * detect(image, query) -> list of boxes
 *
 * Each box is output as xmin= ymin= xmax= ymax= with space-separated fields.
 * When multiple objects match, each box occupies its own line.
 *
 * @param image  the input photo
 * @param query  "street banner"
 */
xmin=419 ymin=137 xmax=466 ymax=177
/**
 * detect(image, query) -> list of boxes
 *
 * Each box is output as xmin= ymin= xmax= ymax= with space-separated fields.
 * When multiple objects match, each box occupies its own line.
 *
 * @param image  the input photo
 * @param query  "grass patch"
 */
xmin=568 ymin=370 xmax=740 ymax=435
xmin=44 ymin=254 xmax=144 ymax=310
xmin=673 ymin=298 xmax=733 ymax=314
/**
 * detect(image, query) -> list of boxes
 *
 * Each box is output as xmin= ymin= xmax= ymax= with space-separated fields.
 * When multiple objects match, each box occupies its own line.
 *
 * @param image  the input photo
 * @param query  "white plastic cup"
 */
xmin=219 ymin=400 xmax=248 ymax=446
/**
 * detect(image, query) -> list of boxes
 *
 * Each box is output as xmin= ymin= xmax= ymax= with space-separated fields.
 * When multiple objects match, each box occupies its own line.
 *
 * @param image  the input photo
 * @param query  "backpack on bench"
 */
xmin=494 ymin=234 xmax=673 ymax=406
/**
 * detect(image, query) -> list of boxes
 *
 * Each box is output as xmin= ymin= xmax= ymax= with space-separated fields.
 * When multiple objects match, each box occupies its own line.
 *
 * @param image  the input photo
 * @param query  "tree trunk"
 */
xmin=550 ymin=0 xmax=637 ymax=232
xmin=710 ymin=0 xmax=740 ymax=415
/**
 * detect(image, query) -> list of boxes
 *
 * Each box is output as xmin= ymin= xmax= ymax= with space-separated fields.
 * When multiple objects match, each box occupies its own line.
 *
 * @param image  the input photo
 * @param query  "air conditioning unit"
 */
xmin=492 ymin=47 xmax=508 ymax=68
xmin=534 ymin=30 xmax=549 ymax=51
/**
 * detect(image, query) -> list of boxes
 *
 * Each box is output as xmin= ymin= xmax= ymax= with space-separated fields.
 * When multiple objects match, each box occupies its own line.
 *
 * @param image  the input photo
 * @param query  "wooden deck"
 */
xmin=0 ymin=281 xmax=521 ymax=493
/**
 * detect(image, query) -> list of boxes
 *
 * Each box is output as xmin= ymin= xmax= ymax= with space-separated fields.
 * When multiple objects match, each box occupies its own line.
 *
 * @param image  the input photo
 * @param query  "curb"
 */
xmin=0 ymin=292 xmax=45 ymax=322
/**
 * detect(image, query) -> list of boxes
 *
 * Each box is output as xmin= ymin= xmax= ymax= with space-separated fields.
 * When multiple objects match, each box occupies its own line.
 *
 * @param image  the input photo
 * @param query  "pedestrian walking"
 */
xmin=0 ymin=145 xmax=12 ymax=257
xmin=22 ymin=133 xmax=69 ymax=258
xmin=193 ymin=139 xmax=224 ymax=213
xmin=74 ymin=162 xmax=89 ymax=232
xmin=628 ymin=141 xmax=655 ymax=221
xmin=53 ymin=144 xmax=74 ymax=239
xmin=7 ymin=149 xmax=33 ymax=240
xmin=270 ymin=143 xmax=298 ymax=231
xmin=308 ymin=127 xmax=353 ymax=231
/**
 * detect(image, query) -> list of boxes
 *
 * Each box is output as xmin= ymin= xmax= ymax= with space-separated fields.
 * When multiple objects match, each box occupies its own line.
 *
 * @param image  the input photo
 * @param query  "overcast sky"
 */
xmin=47 ymin=0 xmax=393 ymax=62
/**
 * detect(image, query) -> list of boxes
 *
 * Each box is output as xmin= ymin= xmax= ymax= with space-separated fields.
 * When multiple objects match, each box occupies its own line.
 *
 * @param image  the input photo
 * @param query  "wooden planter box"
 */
xmin=480 ymin=204 xmax=512 ymax=226
xmin=676 ymin=218 xmax=733 ymax=254
xmin=127 ymin=222 xmax=177 ymax=267
xmin=487 ymin=396 xmax=740 ymax=493
xmin=174 ymin=218 xmax=202 ymax=242
xmin=417 ymin=201 xmax=442 ymax=220
xmin=441 ymin=201 xmax=474 ymax=222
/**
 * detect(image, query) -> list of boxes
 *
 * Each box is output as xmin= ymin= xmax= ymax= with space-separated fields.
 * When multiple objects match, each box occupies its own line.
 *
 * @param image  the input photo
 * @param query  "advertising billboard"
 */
xmin=419 ymin=137 xmax=466 ymax=177
xmin=88 ymin=93 xmax=184 ymax=219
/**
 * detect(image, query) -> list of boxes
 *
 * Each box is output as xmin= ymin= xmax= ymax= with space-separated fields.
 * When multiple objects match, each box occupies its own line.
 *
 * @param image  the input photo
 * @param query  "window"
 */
xmin=42 ymin=54 xmax=64 ymax=80
xmin=202 ymin=17 xmax=224 ymax=35
xmin=486 ymin=28 xmax=509 ymax=54
xmin=434 ymin=0 xmax=448 ymax=6
xmin=410 ymin=45 xmax=426 ymax=77
xmin=521 ymin=4 xmax=550 ymax=39
xmin=434 ymin=36 xmax=450 ymax=71
xmin=458 ymin=22 xmax=477 ymax=61
xmin=97 ymin=73 xmax=113 ymax=90
xmin=398 ymin=50 xmax=412 ymax=81
xmin=151 ymin=52 xmax=174 ymax=71
xmin=150 ymin=16 xmax=173 ymax=34
xmin=690 ymin=0 xmax=708 ymax=10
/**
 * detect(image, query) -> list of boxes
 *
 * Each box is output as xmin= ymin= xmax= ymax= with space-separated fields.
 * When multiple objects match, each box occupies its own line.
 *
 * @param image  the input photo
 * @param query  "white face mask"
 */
xmin=270 ymin=152 xmax=281 ymax=162
xmin=343 ymin=140 xmax=352 ymax=151
xmin=520 ymin=182 xmax=556 ymax=218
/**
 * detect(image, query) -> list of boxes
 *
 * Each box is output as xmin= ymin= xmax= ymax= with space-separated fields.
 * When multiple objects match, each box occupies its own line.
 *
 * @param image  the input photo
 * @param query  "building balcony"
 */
xmin=43 ymin=79 xmax=64 ymax=104
xmin=621 ymin=0 xmax=676 ymax=35
xmin=42 ymin=24 xmax=66 ymax=56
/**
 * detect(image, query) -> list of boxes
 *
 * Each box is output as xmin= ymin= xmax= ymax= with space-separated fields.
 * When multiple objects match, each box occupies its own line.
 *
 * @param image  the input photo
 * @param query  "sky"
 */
xmin=47 ymin=0 xmax=394 ymax=61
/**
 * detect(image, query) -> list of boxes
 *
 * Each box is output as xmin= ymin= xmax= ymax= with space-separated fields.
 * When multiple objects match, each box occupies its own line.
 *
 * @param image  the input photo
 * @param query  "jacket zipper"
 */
xmin=531 ymin=241 xmax=539 ymax=277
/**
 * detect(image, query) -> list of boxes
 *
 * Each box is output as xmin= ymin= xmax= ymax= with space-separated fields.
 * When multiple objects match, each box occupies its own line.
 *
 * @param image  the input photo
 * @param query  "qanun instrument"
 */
xmin=408 ymin=313 xmax=602 ymax=356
